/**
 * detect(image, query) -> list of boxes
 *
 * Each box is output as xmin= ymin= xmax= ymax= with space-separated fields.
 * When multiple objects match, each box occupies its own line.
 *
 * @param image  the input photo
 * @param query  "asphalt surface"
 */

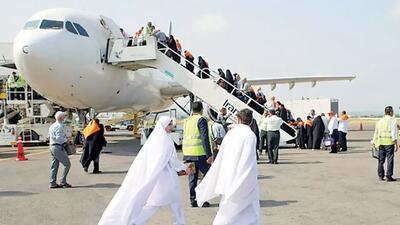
xmin=1 ymin=129 xmax=400 ymax=225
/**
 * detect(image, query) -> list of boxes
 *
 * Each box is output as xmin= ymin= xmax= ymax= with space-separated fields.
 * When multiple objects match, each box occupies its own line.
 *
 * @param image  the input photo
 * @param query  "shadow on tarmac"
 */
xmin=0 ymin=191 xmax=38 ymax=197
xmin=99 ymin=170 xmax=128 ymax=175
xmin=257 ymin=160 xmax=322 ymax=165
xmin=277 ymin=161 xmax=323 ymax=165
xmin=280 ymin=152 xmax=307 ymax=156
xmin=206 ymin=203 xmax=219 ymax=208
xmin=348 ymin=139 xmax=371 ymax=142
xmin=257 ymin=175 xmax=274 ymax=180
xmin=0 ymin=153 xmax=16 ymax=159
xmin=259 ymin=200 xmax=298 ymax=208
xmin=73 ymin=183 xmax=121 ymax=189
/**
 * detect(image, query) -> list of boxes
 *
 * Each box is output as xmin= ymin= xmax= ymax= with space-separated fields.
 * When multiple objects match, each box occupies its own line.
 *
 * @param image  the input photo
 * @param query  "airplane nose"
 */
xmin=14 ymin=32 xmax=54 ymax=73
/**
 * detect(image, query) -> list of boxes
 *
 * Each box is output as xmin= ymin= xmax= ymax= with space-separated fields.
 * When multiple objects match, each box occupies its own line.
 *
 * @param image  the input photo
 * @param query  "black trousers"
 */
xmin=260 ymin=130 xmax=268 ymax=154
xmin=188 ymin=158 xmax=211 ymax=202
xmin=267 ymin=131 xmax=280 ymax=163
xmin=378 ymin=145 xmax=395 ymax=178
xmin=339 ymin=131 xmax=347 ymax=151
xmin=330 ymin=129 xmax=339 ymax=153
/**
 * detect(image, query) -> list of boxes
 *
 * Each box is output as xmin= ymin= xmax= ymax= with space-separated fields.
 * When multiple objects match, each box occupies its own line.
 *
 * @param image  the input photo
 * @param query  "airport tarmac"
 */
xmin=1 ymin=128 xmax=400 ymax=225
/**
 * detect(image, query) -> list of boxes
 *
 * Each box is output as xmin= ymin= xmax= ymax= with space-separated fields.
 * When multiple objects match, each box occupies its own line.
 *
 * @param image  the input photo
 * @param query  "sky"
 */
xmin=0 ymin=0 xmax=399 ymax=114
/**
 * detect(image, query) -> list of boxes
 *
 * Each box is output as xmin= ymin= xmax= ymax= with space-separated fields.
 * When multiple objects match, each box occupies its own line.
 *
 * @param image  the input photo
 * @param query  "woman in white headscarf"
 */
xmin=98 ymin=116 xmax=190 ymax=225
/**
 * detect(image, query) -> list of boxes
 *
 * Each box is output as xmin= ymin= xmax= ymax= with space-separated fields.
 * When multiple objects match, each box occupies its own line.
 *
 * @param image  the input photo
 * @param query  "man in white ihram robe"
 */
xmin=98 ymin=116 xmax=190 ymax=225
xmin=196 ymin=108 xmax=260 ymax=225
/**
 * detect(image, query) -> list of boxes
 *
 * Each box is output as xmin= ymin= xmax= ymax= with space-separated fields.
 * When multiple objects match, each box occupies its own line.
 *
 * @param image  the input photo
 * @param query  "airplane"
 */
xmin=7 ymin=8 xmax=355 ymax=116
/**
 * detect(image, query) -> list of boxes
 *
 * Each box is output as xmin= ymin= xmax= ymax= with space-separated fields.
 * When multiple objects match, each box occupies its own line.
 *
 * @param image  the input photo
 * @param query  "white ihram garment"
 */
xmin=196 ymin=124 xmax=260 ymax=225
xmin=98 ymin=116 xmax=187 ymax=225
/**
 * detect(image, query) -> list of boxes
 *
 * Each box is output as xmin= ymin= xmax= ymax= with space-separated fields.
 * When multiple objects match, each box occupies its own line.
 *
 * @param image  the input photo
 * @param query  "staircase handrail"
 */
xmin=155 ymin=40 xmax=267 ymax=114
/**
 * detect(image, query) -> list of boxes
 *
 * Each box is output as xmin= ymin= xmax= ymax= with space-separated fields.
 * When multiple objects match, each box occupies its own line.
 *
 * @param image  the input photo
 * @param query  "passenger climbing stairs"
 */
xmin=106 ymin=37 xmax=296 ymax=142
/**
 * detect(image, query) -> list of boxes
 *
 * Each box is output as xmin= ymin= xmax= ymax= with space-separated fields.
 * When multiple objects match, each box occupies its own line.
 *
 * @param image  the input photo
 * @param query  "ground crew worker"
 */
xmin=141 ymin=22 xmax=153 ymax=45
xmin=6 ymin=72 xmax=16 ymax=100
xmin=373 ymin=106 xmax=398 ymax=182
xmin=182 ymin=101 xmax=213 ymax=208
xmin=14 ymin=73 xmax=26 ymax=100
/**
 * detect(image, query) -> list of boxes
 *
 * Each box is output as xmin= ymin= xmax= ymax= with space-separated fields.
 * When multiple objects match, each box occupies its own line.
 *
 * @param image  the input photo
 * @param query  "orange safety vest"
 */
xmin=83 ymin=120 xmax=100 ymax=139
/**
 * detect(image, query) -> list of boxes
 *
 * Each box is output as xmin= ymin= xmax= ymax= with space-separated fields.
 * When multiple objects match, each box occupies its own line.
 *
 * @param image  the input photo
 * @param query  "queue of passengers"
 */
xmin=290 ymin=109 xmax=349 ymax=153
xmin=126 ymin=22 xmax=272 ymax=115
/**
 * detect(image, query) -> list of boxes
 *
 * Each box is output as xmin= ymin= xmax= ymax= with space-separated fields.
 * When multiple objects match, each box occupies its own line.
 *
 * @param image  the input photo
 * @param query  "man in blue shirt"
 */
xmin=48 ymin=111 xmax=72 ymax=188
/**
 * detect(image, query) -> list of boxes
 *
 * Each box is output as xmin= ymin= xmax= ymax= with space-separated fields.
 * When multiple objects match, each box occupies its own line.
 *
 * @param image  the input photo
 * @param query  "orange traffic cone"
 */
xmin=16 ymin=136 xmax=27 ymax=161
xmin=359 ymin=121 xmax=363 ymax=131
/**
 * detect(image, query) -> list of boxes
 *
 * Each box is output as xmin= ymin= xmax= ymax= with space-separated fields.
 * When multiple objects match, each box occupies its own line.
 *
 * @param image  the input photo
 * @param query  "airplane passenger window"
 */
xmin=39 ymin=20 xmax=64 ymax=30
xmin=73 ymin=23 xmax=89 ymax=37
xmin=65 ymin=21 xmax=78 ymax=35
xmin=23 ymin=20 xmax=40 ymax=30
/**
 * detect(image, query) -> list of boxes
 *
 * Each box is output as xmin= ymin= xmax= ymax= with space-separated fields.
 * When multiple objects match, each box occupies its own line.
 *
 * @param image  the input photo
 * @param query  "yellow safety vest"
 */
xmin=14 ymin=75 xmax=26 ymax=88
xmin=374 ymin=116 xmax=395 ymax=147
xmin=182 ymin=114 xmax=212 ymax=156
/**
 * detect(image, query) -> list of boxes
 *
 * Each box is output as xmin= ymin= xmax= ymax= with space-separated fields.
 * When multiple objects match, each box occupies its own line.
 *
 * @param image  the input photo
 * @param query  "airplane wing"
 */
xmin=0 ymin=42 xmax=15 ymax=69
xmin=0 ymin=60 xmax=17 ymax=69
xmin=248 ymin=75 xmax=356 ymax=90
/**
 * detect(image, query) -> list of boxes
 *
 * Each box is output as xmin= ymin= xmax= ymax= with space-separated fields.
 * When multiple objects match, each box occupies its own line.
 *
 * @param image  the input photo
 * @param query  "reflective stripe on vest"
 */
xmin=375 ymin=116 xmax=395 ymax=147
xmin=182 ymin=114 xmax=207 ymax=156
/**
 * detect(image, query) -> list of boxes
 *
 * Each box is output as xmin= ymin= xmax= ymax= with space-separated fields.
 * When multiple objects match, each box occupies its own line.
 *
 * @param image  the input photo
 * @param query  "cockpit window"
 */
xmin=40 ymin=20 xmax=64 ymax=30
xmin=23 ymin=20 xmax=40 ymax=30
xmin=73 ymin=23 xmax=89 ymax=37
xmin=65 ymin=21 xmax=78 ymax=35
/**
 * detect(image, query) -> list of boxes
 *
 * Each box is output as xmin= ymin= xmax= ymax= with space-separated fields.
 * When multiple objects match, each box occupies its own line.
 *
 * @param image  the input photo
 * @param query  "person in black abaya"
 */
xmin=81 ymin=119 xmax=107 ymax=173
xmin=167 ymin=35 xmax=180 ymax=63
xmin=197 ymin=56 xmax=210 ymax=79
xmin=296 ymin=118 xmax=306 ymax=149
xmin=277 ymin=103 xmax=288 ymax=122
xmin=305 ymin=116 xmax=313 ymax=149
xmin=217 ymin=68 xmax=226 ymax=90
xmin=249 ymin=117 xmax=261 ymax=160
xmin=225 ymin=69 xmax=235 ymax=94
xmin=311 ymin=115 xmax=325 ymax=150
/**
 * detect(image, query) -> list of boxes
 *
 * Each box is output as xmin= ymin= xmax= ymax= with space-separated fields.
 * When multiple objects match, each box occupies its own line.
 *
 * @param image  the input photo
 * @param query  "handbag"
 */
xmin=64 ymin=143 xmax=76 ymax=155
xmin=324 ymin=139 xmax=332 ymax=147
xmin=213 ymin=137 xmax=222 ymax=150
xmin=211 ymin=125 xmax=223 ymax=150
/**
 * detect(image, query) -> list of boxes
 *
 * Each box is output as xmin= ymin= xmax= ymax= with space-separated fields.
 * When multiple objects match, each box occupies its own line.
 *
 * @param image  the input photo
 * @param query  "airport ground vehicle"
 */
xmin=140 ymin=109 xmax=183 ymax=148
xmin=0 ymin=75 xmax=74 ymax=145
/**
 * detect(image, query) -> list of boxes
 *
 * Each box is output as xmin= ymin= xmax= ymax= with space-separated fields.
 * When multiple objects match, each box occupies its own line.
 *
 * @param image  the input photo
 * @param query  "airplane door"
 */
xmin=99 ymin=16 xmax=123 ymax=39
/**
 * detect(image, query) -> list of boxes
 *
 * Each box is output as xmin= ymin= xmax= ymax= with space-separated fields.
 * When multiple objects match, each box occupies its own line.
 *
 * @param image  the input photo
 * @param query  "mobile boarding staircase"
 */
xmin=106 ymin=37 xmax=296 ymax=143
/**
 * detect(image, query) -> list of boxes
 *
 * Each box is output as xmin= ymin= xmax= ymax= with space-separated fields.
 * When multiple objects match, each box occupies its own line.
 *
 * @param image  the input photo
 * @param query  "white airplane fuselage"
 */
xmin=14 ymin=8 xmax=184 ymax=112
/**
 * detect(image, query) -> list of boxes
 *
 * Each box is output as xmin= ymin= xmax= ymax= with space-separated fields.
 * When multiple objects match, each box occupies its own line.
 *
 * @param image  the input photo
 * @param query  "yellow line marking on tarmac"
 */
xmin=0 ymin=149 xmax=49 ymax=162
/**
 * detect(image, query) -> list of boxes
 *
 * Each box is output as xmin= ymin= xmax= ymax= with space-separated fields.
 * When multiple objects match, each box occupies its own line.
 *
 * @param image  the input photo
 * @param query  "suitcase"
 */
xmin=324 ymin=138 xmax=333 ymax=148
